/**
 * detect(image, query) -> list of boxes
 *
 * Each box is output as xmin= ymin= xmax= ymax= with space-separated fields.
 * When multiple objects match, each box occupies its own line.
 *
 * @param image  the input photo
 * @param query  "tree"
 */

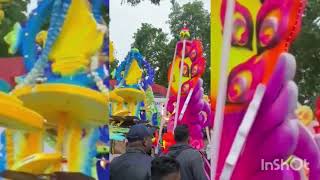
xmin=132 ymin=23 xmax=172 ymax=86
xmin=110 ymin=59 xmax=119 ymax=79
xmin=131 ymin=1 xmax=210 ymax=92
xmin=291 ymin=0 xmax=320 ymax=107
xmin=125 ymin=0 xmax=161 ymax=6
xmin=0 ymin=0 xmax=29 ymax=57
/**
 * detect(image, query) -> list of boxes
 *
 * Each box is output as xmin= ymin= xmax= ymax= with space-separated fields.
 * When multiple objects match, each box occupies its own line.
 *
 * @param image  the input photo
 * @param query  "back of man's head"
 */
xmin=126 ymin=124 xmax=153 ymax=154
xmin=174 ymin=125 xmax=189 ymax=143
xmin=151 ymin=156 xmax=180 ymax=180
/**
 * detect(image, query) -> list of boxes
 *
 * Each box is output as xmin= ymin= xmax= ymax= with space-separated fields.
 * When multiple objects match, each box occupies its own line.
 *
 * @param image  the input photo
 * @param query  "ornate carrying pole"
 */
xmin=155 ymin=23 xmax=190 ymax=154
xmin=210 ymin=0 xmax=235 ymax=179
xmin=172 ymin=24 xmax=189 ymax=131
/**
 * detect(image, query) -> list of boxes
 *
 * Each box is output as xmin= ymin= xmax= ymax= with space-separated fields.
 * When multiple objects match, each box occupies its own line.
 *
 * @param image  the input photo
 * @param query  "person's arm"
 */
xmin=190 ymin=151 xmax=208 ymax=180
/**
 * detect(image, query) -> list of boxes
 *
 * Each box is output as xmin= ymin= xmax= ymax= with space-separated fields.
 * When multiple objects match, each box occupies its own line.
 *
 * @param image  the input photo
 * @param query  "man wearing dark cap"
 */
xmin=110 ymin=124 xmax=154 ymax=180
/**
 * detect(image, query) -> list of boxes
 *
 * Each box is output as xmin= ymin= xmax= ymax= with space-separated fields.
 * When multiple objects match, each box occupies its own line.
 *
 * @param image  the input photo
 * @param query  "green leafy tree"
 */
xmin=125 ymin=0 xmax=161 ymax=6
xmin=0 ymin=0 xmax=29 ymax=57
xmin=110 ymin=59 xmax=119 ymax=79
xmin=131 ymin=1 xmax=210 ymax=92
xmin=132 ymin=23 xmax=172 ymax=86
xmin=291 ymin=0 xmax=320 ymax=107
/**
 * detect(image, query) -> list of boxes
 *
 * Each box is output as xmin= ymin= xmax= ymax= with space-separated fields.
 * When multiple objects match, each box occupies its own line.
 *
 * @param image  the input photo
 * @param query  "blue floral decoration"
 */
xmin=115 ymin=49 xmax=154 ymax=90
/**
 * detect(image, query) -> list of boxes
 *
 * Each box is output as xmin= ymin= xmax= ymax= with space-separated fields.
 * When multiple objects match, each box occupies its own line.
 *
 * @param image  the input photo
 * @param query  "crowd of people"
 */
xmin=110 ymin=124 xmax=208 ymax=180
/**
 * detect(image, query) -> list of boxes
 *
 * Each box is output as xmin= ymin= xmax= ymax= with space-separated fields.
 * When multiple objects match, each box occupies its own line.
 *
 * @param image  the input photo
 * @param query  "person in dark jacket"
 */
xmin=151 ymin=156 xmax=181 ymax=180
xmin=110 ymin=124 xmax=154 ymax=180
xmin=167 ymin=125 xmax=207 ymax=180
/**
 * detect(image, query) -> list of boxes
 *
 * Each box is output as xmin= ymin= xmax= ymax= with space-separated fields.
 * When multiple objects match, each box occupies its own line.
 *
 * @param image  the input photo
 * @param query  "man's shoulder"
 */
xmin=110 ymin=153 xmax=152 ymax=178
xmin=113 ymin=153 xmax=127 ymax=160
xmin=185 ymin=147 xmax=200 ymax=153
xmin=180 ymin=148 xmax=203 ymax=160
xmin=144 ymin=154 xmax=154 ymax=160
xmin=110 ymin=155 xmax=122 ymax=167
xmin=110 ymin=153 xmax=130 ymax=166
xmin=111 ymin=152 xmax=153 ymax=165
xmin=140 ymin=154 xmax=153 ymax=165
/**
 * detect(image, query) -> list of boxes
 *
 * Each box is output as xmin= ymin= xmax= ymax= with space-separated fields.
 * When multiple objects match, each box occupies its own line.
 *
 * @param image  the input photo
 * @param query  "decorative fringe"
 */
xmin=17 ymin=0 xmax=71 ymax=88
xmin=91 ymin=0 xmax=105 ymax=24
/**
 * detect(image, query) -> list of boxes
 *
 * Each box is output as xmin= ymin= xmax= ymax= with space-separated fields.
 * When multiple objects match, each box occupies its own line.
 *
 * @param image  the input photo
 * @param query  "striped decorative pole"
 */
xmin=155 ymin=42 xmax=178 ymax=155
xmin=210 ymin=0 xmax=235 ymax=179
xmin=173 ymin=23 xmax=190 ymax=131
xmin=155 ymin=24 xmax=190 ymax=154
xmin=173 ymin=39 xmax=187 ymax=130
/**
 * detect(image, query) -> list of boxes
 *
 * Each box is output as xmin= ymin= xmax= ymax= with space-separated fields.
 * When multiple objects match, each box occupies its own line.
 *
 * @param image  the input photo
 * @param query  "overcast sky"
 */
xmin=27 ymin=0 xmax=210 ymax=60
xmin=110 ymin=0 xmax=210 ymax=60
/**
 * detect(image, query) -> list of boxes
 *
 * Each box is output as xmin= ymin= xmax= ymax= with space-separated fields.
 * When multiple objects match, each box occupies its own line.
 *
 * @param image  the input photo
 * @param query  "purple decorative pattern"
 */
xmin=214 ymin=0 xmax=320 ymax=179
